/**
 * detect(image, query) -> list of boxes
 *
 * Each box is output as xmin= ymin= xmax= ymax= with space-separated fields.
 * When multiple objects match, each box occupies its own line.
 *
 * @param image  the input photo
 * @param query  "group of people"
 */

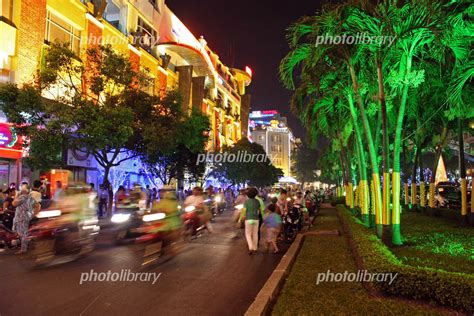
xmin=0 ymin=181 xmax=46 ymax=254
xmin=234 ymin=187 xmax=320 ymax=255
xmin=0 ymin=180 xmax=97 ymax=254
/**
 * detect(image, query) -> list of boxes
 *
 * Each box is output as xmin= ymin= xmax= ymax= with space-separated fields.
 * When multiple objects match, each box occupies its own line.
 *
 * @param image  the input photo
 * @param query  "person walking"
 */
xmin=12 ymin=184 xmax=37 ymax=254
xmin=263 ymin=203 xmax=282 ymax=253
xmin=238 ymin=187 xmax=264 ymax=255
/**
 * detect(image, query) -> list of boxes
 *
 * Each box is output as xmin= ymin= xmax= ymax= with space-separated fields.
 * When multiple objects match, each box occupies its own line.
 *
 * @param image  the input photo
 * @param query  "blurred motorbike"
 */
xmin=182 ymin=205 xmax=209 ymax=240
xmin=111 ymin=203 xmax=145 ymax=244
xmin=133 ymin=212 xmax=183 ymax=268
xmin=0 ymin=211 xmax=20 ymax=251
xmin=26 ymin=209 xmax=100 ymax=267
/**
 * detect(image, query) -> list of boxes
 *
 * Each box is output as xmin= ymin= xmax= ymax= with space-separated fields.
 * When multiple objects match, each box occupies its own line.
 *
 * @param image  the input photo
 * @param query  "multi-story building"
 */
xmin=0 ymin=0 xmax=252 ymax=187
xmin=249 ymin=110 xmax=296 ymax=177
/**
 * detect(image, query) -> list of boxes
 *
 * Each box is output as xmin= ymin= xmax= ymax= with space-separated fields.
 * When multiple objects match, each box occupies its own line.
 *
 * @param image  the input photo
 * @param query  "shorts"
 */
xmin=265 ymin=227 xmax=278 ymax=243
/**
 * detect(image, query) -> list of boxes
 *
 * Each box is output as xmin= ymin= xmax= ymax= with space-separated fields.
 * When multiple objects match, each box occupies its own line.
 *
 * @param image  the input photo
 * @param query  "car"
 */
xmin=435 ymin=181 xmax=472 ymax=209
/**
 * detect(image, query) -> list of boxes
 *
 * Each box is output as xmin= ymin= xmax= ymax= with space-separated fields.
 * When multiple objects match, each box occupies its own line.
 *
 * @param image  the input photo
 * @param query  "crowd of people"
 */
xmin=0 ymin=180 xmax=96 ymax=254
xmin=1 ymin=178 xmax=326 ymax=257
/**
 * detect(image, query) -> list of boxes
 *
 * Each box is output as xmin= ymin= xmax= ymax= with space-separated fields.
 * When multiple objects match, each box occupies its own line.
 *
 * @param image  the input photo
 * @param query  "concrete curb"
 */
xmin=244 ymin=233 xmax=305 ymax=316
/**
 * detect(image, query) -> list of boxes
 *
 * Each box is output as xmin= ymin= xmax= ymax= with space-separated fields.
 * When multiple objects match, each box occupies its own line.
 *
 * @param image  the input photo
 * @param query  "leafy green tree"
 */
xmin=291 ymin=142 xmax=319 ymax=186
xmin=0 ymin=44 xmax=188 ymax=215
xmin=210 ymin=138 xmax=283 ymax=187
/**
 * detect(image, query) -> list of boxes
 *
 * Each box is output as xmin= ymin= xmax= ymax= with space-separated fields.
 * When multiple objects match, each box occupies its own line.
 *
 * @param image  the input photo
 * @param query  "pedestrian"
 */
xmin=97 ymin=184 xmax=109 ymax=218
xmin=277 ymin=189 xmax=290 ymax=215
xmin=12 ymin=184 xmax=37 ymax=254
xmin=255 ymin=192 xmax=265 ymax=245
xmin=151 ymin=188 xmax=157 ymax=203
xmin=263 ymin=203 xmax=282 ymax=254
xmin=145 ymin=185 xmax=152 ymax=208
xmin=53 ymin=181 xmax=65 ymax=202
xmin=238 ymin=187 xmax=264 ymax=255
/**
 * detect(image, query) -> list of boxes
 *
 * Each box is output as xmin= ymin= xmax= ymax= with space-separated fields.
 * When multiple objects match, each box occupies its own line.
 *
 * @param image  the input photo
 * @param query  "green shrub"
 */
xmin=337 ymin=205 xmax=474 ymax=313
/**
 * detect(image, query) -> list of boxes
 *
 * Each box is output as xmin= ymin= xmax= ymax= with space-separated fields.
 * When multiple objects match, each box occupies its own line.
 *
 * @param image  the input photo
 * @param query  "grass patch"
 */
xmin=273 ymin=208 xmax=449 ymax=315
xmin=339 ymin=205 xmax=474 ymax=312
xmin=392 ymin=211 xmax=474 ymax=274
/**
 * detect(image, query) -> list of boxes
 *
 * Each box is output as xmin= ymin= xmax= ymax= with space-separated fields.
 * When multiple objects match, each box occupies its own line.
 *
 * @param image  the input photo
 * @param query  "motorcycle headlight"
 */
xmin=36 ymin=210 xmax=62 ymax=218
xmin=286 ymin=197 xmax=291 ymax=202
xmin=215 ymin=196 xmax=222 ymax=203
xmin=235 ymin=204 xmax=244 ymax=210
xmin=142 ymin=213 xmax=166 ymax=222
xmin=185 ymin=205 xmax=196 ymax=213
xmin=111 ymin=213 xmax=131 ymax=223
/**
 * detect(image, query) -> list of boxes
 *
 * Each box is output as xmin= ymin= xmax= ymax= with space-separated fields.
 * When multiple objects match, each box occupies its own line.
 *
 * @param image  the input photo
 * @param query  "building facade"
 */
xmin=0 ymin=0 xmax=252 ymax=187
xmin=249 ymin=110 xmax=296 ymax=177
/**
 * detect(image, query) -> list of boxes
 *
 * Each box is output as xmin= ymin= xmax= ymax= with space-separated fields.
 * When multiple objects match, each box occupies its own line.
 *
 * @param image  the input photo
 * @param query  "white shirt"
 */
xmin=184 ymin=195 xmax=204 ymax=207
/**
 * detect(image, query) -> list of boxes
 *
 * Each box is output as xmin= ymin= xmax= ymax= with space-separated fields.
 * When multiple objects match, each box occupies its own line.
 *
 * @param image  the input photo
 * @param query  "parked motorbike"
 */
xmin=26 ymin=209 xmax=100 ymax=267
xmin=282 ymin=205 xmax=303 ymax=243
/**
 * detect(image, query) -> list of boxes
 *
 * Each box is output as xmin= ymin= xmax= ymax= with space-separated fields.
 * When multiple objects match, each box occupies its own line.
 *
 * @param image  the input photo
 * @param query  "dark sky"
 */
xmin=166 ymin=0 xmax=325 ymax=138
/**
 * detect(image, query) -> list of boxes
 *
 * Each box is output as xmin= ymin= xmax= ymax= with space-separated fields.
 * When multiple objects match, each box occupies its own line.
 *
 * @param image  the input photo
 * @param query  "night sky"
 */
xmin=166 ymin=0 xmax=326 ymax=138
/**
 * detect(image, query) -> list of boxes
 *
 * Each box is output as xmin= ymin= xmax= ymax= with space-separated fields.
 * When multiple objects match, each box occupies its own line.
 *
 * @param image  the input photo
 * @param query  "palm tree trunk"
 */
xmin=377 ymin=60 xmax=391 ymax=242
xmin=419 ymin=147 xmax=426 ymax=208
xmin=349 ymin=65 xmax=382 ymax=236
xmin=458 ymin=118 xmax=468 ymax=225
xmin=348 ymin=97 xmax=370 ymax=226
xmin=411 ymin=145 xmax=419 ymax=209
xmin=391 ymin=56 xmax=412 ymax=246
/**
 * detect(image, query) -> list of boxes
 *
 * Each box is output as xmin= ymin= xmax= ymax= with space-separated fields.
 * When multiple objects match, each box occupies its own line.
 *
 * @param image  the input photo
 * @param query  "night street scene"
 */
xmin=0 ymin=0 xmax=473 ymax=315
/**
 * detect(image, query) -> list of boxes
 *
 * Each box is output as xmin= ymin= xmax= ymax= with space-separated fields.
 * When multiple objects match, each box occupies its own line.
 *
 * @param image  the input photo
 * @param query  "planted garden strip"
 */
xmin=337 ymin=205 xmax=474 ymax=313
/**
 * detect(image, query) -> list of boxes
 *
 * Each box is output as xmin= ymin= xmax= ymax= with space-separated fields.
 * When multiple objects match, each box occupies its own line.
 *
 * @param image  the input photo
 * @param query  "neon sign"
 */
xmin=0 ymin=124 xmax=18 ymax=148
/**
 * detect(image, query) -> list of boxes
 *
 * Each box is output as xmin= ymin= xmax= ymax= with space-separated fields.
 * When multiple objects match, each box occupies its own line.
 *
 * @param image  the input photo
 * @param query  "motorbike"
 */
xmin=133 ymin=212 xmax=183 ymax=268
xmin=0 ymin=211 xmax=20 ymax=251
xmin=111 ymin=202 xmax=146 ymax=244
xmin=213 ymin=195 xmax=226 ymax=215
xmin=181 ymin=205 xmax=208 ymax=240
xmin=282 ymin=205 xmax=303 ymax=243
xmin=26 ymin=209 xmax=100 ymax=267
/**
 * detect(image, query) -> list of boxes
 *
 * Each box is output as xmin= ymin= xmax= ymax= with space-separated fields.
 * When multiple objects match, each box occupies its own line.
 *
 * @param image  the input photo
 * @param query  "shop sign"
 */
xmin=0 ymin=124 xmax=18 ymax=148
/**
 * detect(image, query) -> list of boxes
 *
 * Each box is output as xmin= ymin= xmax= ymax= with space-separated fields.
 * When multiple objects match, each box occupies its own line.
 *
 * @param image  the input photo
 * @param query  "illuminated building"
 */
xmin=0 ymin=0 xmax=252 ymax=187
xmin=249 ymin=110 xmax=296 ymax=177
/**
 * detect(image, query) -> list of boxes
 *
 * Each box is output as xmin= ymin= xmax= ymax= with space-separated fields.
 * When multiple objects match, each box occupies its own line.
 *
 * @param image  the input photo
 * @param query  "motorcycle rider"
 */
xmin=184 ymin=187 xmax=213 ymax=233
xmin=148 ymin=186 xmax=183 ymax=254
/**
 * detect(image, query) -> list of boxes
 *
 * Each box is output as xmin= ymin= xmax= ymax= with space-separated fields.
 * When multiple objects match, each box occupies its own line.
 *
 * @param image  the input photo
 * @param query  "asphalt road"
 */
xmin=0 ymin=210 xmax=288 ymax=316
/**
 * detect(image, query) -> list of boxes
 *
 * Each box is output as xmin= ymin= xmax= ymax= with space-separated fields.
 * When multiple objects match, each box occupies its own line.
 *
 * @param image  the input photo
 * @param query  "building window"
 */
xmin=1 ymin=0 xmax=14 ymax=23
xmin=271 ymin=145 xmax=282 ymax=153
xmin=45 ymin=11 xmax=81 ymax=55
xmin=134 ymin=17 xmax=157 ymax=52
xmin=271 ymin=135 xmax=282 ymax=142
xmin=104 ymin=1 xmax=122 ymax=32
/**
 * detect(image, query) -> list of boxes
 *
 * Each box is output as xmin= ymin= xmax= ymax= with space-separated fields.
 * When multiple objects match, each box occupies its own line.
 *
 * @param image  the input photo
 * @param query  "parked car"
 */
xmin=435 ymin=181 xmax=472 ymax=209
